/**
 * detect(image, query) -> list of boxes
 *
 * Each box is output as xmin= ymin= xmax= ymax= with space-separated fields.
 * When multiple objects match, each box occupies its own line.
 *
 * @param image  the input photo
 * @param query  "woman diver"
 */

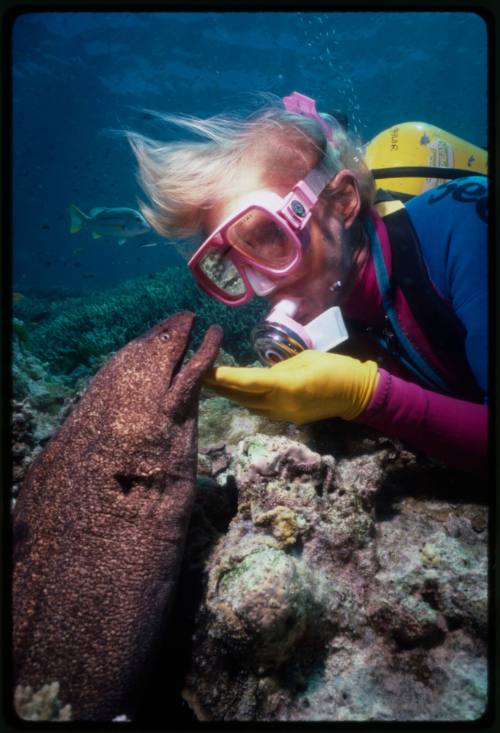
xmin=129 ymin=92 xmax=488 ymax=475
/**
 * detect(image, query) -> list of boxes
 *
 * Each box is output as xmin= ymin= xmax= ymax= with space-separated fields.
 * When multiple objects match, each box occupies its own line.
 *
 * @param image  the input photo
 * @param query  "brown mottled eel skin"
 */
xmin=12 ymin=312 xmax=222 ymax=721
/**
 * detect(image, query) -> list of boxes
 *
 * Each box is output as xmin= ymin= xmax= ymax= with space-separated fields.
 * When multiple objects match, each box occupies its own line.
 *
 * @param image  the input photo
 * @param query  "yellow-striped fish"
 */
xmin=69 ymin=204 xmax=151 ymax=245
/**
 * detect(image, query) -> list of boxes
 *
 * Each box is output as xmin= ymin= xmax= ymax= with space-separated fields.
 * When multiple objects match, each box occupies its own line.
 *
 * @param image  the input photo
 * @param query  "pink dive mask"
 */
xmin=187 ymin=92 xmax=338 ymax=306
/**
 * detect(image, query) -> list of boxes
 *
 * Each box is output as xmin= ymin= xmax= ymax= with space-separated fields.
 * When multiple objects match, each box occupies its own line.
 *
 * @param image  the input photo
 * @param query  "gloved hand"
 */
xmin=204 ymin=350 xmax=380 ymax=424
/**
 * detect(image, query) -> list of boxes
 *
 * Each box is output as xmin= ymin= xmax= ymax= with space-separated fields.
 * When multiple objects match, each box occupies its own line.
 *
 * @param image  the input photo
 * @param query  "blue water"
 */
xmin=12 ymin=11 xmax=487 ymax=293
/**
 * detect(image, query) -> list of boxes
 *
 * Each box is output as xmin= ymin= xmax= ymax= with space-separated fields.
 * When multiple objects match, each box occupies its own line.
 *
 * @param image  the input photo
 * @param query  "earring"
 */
xmin=329 ymin=280 xmax=343 ymax=293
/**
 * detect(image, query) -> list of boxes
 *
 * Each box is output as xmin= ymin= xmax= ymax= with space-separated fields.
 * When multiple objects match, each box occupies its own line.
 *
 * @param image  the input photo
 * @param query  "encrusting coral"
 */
xmin=179 ymin=425 xmax=488 ymax=722
xmin=14 ymin=682 xmax=72 ymax=721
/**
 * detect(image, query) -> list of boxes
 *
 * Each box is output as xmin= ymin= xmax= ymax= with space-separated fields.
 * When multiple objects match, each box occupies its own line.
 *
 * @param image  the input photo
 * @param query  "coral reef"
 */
xmin=12 ymin=293 xmax=65 ymax=327
xmin=14 ymin=269 xmax=266 ymax=375
xmin=12 ymin=399 xmax=40 ymax=503
xmin=11 ymin=328 xmax=96 ymax=502
xmin=12 ymin=322 xmax=72 ymax=410
xmin=179 ymin=419 xmax=488 ymax=722
xmin=14 ymin=682 xmax=72 ymax=721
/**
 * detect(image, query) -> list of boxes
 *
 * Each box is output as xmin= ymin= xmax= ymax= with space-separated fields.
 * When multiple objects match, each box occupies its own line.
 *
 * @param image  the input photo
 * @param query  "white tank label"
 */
xmin=424 ymin=139 xmax=454 ymax=190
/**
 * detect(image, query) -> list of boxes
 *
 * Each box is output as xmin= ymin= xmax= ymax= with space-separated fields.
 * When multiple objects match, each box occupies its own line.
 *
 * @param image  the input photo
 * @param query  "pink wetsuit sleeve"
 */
xmin=356 ymin=369 xmax=488 ymax=475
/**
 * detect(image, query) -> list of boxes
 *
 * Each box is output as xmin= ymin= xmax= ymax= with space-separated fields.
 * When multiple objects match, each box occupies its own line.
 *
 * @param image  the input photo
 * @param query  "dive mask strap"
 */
xmin=283 ymin=91 xmax=334 ymax=141
xmin=282 ymin=91 xmax=339 ymax=206
xmin=301 ymin=157 xmax=338 ymax=199
xmin=283 ymin=152 xmax=339 ymax=223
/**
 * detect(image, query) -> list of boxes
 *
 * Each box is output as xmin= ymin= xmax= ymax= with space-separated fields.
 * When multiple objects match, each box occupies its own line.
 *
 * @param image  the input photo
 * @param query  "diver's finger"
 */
xmin=205 ymin=365 xmax=274 ymax=393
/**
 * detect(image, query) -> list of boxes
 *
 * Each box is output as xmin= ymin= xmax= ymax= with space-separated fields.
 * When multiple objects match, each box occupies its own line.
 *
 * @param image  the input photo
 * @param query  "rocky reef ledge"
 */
xmin=11 ymin=338 xmax=488 ymax=722
xmin=177 ymin=396 xmax=489 ymax=722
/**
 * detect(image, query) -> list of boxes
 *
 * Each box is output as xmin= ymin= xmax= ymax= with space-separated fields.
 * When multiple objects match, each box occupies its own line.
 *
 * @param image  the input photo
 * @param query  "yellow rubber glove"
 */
xmin=204 ymin=350 xmax=380 ymax=424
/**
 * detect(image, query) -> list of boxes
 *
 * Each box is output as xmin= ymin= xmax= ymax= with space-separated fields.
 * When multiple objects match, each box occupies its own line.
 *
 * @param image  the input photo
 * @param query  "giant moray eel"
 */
xmin=12 ymin=312 xmax=222 ymax=721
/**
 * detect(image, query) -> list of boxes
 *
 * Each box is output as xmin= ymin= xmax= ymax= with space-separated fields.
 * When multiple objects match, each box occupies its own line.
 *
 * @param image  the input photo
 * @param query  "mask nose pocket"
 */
xmin=244 ymin=266 xmax=278 ymax=296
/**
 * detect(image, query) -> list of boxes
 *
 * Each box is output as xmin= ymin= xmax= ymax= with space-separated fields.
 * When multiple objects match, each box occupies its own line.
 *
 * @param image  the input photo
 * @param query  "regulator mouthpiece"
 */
xmin=251 ymin=298 xmax=349 ymax=366
xmin=252 ymin=321 xmax=309 ymax=365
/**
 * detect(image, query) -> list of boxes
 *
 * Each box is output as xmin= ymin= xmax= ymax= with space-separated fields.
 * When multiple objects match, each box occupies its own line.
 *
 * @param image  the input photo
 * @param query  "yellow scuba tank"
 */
xmin=364 ymin=122 xmax=487 ymax=197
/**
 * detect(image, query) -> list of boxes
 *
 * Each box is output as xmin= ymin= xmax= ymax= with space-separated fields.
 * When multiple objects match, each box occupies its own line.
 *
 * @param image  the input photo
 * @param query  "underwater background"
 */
xmin=9 ymin=12 xmax=490 ymax=723
xmin=11 ymin=10 xmax=487 ymax=371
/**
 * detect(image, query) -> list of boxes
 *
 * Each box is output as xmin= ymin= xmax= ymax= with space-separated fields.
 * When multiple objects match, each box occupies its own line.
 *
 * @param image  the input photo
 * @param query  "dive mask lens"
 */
xmin=198 ymin=246 xmax=247 ymax=299
xmin=226 ymin=208 xmax=298 ymax=269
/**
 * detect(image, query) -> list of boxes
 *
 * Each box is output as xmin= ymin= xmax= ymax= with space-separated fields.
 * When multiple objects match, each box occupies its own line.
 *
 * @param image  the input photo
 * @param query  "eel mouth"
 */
xmin=160 ymin=311 xmax=196 ymax=389
xmin=170 ymin=327 xmax=193 ymax=386
xmin=145 ymin=311 xmax=222 ymax=393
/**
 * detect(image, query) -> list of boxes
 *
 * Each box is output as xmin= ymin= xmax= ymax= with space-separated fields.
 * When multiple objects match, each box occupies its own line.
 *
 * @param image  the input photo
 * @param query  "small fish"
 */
xmin=138 ymin=242 xmax=159 ymax=248
xmin=420 ymin=133 xmax=430 ymax=145
xmin=41 ymin=224 xmax=50 ymax=230
xmin=81 ymin=273 xmax=95 ymax=279
xmin=69 ymin=205 xmax=151 ymax=244
xmin=72 ymin=247 xmax=84 ymax=256
xmin=12 ymin=292 xmax=25 ymax=302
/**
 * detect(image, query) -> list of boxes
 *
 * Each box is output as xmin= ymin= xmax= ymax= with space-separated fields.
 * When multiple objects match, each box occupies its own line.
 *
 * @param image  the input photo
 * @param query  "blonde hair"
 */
xmin=128 ymin=97 xmax=375 ymax=250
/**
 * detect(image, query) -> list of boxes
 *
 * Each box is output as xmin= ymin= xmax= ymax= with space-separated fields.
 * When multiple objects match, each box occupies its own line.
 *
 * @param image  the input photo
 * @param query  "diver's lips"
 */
xmin=293 ymin=307 xmax=308 ymax=323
